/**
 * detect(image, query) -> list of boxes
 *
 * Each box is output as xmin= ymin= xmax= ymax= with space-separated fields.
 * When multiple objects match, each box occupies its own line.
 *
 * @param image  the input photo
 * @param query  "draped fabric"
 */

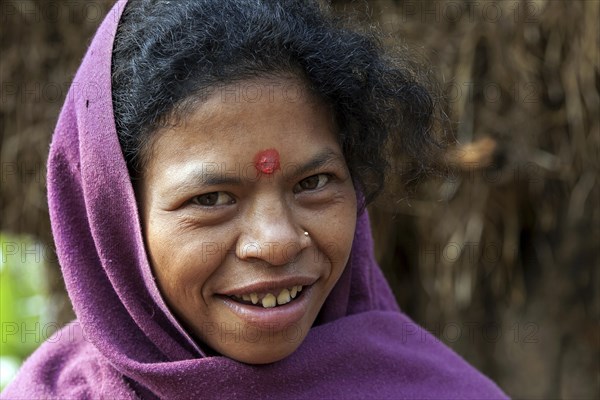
xmin=1 ymin=1 xmax=507 ymax=398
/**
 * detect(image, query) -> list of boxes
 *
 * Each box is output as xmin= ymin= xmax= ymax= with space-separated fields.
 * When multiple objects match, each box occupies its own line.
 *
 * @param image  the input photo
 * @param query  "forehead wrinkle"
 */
xmin=185 ymin=79 xmax=325 ymax=139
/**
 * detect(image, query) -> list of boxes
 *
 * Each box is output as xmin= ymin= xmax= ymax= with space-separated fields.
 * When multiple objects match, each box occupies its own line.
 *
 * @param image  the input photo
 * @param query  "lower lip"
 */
xmin=217 ymin=285 xmax=314 ymax=330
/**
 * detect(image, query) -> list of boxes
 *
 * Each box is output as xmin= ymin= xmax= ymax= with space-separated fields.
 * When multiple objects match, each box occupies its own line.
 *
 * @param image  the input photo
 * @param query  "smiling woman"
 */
xmin=1 ymin=0 xmax=507 ymax=399
xmin=140 ymin=76 xmax=357 ymax=364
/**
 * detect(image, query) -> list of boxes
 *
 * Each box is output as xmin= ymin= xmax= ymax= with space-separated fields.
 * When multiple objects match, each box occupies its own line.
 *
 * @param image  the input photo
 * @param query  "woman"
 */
xmin=2 ymin=0 xmax=507 ymax=398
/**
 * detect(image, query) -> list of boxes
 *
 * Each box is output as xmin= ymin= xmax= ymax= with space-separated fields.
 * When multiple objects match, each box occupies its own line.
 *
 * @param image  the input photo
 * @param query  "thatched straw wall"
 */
xmin=1 ymin=0 xmax=598 ymax=397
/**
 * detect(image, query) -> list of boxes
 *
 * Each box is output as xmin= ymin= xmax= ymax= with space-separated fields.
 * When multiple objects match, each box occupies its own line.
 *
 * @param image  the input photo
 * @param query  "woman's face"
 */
xmin=139 ymin=77 xmax=357 ymax=364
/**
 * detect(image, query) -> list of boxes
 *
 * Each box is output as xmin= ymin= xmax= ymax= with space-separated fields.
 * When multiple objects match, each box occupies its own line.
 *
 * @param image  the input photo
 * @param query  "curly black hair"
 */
xmin=111 ymin=0 xmax=439 ymax=205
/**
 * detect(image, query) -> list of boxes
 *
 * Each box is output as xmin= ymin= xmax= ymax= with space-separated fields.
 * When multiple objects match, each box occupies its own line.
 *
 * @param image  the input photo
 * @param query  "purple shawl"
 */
xmin=2 ymin=1 xmax=507 ymax=398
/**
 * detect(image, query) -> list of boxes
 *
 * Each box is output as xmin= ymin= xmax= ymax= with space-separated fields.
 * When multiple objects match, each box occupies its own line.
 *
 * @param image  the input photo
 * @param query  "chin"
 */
xmin=213 ymin=333 xmax=305 ymax=365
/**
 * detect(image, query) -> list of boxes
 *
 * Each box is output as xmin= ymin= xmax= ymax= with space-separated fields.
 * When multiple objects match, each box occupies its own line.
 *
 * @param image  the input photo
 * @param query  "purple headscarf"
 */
xmin=2 ymin=1 xmax=507 ymax=398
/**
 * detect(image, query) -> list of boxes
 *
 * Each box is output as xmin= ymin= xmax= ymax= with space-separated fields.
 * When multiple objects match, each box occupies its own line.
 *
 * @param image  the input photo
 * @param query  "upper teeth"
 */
xmin=233 ymin=285 xmax=304 ymax=308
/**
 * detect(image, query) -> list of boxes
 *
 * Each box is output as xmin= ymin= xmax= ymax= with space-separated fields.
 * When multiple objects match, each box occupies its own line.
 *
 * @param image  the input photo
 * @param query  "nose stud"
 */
xmin=304 ymin=231 xmax=309 ymax=237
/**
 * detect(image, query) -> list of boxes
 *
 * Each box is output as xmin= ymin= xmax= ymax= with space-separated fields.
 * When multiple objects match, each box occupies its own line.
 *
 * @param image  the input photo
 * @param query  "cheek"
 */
xmin=328 ymin=214 xmax=357 ymax=268
xmin=144 ymin=219 xmax=223 ymax=311
xmin=311 ymin=197 xmax=357 ymax=271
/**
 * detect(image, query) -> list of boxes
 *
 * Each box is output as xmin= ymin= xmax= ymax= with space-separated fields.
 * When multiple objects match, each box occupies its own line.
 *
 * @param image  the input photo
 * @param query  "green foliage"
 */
xmin=0 ymin=233 xmax=51 ymax=390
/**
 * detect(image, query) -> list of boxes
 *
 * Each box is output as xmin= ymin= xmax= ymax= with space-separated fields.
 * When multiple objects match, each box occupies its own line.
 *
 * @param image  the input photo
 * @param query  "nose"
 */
xmin=236 ymin=197 xmax=309 ymax=266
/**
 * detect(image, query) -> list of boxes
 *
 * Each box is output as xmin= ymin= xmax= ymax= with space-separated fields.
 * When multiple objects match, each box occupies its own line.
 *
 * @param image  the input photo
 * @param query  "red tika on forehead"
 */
xmin=254 ymin=148 xmax=281 ymax=174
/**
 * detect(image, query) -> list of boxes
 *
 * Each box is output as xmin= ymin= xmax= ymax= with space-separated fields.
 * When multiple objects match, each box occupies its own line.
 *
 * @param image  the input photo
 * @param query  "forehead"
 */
xmin=147 ymin=76 xmax=339 ymax=171
xmin=187 ymin=78 xmax=328 ymax=135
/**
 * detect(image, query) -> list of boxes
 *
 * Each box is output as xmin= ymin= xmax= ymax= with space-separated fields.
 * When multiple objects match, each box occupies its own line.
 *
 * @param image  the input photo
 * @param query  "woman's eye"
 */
xmin=294 ymin=174 xmax=330 ymax=193
xmin=191 ymin=192 xmax=235 ymax=207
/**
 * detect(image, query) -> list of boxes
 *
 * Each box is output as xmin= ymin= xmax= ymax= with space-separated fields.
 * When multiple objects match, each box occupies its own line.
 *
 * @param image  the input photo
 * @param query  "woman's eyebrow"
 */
xmin=166 ymin=169 xmax=243 ymax=195
xmin=197 ymin=173 xmax=243 ymax=186
xmin=191 ymin=170 xmax=242 ymax=186
xmin=285 ymin=149 xmax=345 ymax=180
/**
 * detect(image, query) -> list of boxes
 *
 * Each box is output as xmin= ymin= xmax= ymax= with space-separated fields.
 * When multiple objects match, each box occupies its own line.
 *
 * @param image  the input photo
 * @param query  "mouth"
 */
xmin=228 ymin=285 xmax=304 ymax=308
xmin=217 ymin=281 xmax=316 ymax=328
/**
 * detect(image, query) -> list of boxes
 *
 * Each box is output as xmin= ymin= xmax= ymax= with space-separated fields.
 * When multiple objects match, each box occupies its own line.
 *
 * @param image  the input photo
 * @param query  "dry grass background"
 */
xmin=1 ymin=0 xmax=598 ymax=398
